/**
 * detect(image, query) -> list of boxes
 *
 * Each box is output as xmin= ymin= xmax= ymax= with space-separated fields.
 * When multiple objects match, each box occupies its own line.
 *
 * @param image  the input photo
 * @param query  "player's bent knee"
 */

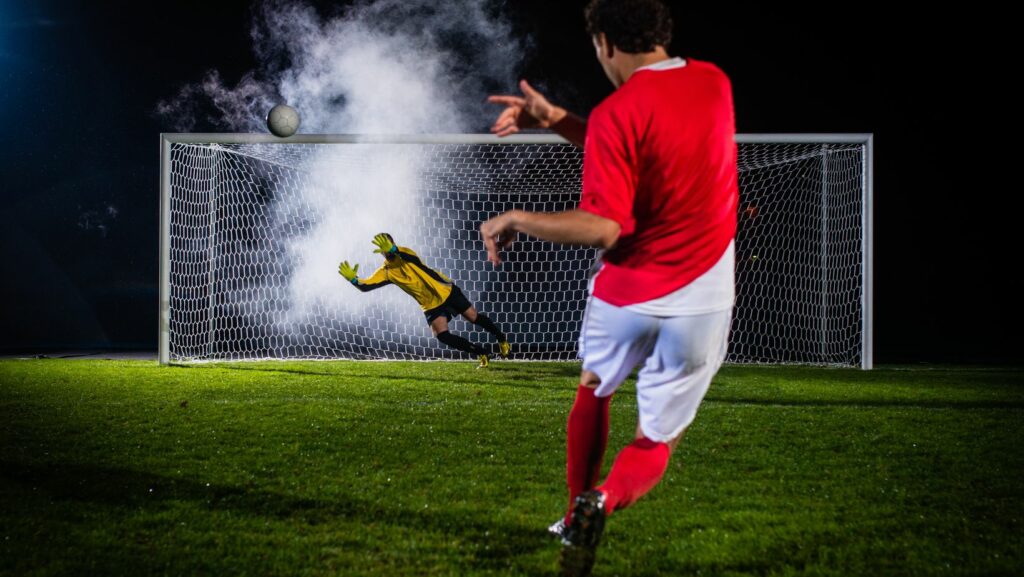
xmin=668 ymin=430 xmax=686 ymax=452
xmin=636 ymin=420 xmax=686 ymax=450
xmin=579 ymin=369 xmax=602 ymax=388
xmin=429 ymin=318 xmax=449 ymax=336
xmin=635 ymin=436 xmax=667 ymax=450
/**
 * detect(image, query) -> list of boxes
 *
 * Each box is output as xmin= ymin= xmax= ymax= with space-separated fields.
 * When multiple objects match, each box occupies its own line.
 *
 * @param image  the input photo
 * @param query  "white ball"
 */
xmin=266 ymin=104 xmax=300 ymax=137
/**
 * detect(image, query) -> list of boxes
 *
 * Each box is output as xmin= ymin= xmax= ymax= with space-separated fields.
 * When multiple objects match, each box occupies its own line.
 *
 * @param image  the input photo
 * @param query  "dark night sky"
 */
xmin=0 ymin=1 xmax=1017 ymax=364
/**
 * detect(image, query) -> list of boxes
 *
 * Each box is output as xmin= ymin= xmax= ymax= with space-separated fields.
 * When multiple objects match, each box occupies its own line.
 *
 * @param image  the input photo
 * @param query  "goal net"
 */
xmin=160 ymin=134 xmax=872 ymax=367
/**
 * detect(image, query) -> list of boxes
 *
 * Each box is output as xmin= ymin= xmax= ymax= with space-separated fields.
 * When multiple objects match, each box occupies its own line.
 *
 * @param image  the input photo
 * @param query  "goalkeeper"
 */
xmin=338 ymin=233 xmax=511 ymax=368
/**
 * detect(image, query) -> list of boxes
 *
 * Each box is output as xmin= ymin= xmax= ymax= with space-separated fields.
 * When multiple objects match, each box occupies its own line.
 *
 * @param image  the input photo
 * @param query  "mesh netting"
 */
xmin=167 ymin=138 xmax=866 ymax=365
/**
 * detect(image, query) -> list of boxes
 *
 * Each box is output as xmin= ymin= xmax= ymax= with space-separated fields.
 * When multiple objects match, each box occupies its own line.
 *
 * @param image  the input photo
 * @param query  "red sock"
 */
xmin=597 ymin=437 xmax=671 ymax=514
xmin=564 ymin=385 xmax=610 ymax=522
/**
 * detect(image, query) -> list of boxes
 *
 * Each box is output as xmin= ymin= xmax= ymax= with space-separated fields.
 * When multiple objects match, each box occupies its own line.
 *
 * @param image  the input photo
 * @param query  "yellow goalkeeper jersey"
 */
xmin=354 ymin=246 xmax=454 ymax=310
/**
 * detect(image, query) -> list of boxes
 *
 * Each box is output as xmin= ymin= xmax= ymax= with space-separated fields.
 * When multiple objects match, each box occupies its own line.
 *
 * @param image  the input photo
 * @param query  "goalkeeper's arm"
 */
xmin=373 ymin=233 xmax=454 ymax=285
xmin=391 ymin=248 xmax=454 ymax=285
xmin=339 ymin=261 xmax=391 ymax=292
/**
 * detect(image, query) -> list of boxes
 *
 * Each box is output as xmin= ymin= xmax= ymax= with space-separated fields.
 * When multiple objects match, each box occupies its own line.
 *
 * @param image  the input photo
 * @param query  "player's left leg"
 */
xmin=596 ymin=307 xmax=732 ymax=514
xmin=564 ymin=297 xmax=659 ymax=522
xmin=558 ymin=297 xmax=659 ymax=575
xmin=548 ymin=368 xmax=608 ymax=540
xmin=563 ymin=370 xmax=610 ymax=522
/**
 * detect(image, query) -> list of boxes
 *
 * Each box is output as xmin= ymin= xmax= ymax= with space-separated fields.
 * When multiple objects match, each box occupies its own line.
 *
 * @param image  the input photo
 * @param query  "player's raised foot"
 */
xmin=547 ymin=517 xmax=566 ymax=539
xmin=498 ymin=340 xmax=511 ymax=359
xmin=477 ymin=354 xmax=490 ymax=369
xmin=559 ymin=490 xmax=606 ymax=577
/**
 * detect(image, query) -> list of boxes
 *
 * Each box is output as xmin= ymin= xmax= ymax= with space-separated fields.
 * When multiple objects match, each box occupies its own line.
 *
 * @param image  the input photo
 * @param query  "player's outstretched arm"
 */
xmin=480 ymin=209 xmax=620 ymax=266
xmin=488 ymin=80 xmax=587 ymax=148
xmin=371 ymin=233 xmax=398 ymax=255
xmin=339 ymin=260 xmax=391 ymax=292
xmin=338 ymin=261 xmax=360 ymax=284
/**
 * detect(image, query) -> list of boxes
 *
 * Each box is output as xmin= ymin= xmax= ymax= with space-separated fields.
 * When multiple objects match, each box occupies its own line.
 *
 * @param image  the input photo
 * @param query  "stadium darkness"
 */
xmin=0 ymin=0 xmax=1015 ymax=364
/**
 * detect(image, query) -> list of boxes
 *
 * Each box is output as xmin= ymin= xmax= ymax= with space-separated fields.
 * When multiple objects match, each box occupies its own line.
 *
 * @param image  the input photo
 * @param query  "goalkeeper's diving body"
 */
xmin=338 ymin=233 xmax=511 ymax=368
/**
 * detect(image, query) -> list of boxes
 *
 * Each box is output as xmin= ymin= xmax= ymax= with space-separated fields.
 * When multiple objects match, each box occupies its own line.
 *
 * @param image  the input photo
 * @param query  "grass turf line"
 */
xmin=0 ymin=360 xmax=1022 ymax=576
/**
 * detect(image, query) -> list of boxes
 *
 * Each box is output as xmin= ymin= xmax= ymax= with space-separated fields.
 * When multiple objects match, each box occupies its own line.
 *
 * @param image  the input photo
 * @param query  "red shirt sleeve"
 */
xmin=579 ymin=104 xmax=638 ymax=238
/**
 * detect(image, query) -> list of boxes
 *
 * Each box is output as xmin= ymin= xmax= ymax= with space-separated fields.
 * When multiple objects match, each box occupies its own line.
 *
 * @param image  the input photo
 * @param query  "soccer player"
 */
xmin=482 ymin=0 xmax=737 ymax=574
xmin=338 ymin=233 xmax=511 ymax=368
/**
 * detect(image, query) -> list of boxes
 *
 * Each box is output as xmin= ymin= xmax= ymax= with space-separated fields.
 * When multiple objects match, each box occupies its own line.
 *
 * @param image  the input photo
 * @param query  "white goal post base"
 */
xmin=160 ymin=133 xmax=872 ymax=368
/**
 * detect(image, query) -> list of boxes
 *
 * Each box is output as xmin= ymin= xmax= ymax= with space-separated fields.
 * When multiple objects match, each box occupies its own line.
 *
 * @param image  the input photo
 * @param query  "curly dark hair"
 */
xmin=584 ymin=0 xmax=673 ymax=53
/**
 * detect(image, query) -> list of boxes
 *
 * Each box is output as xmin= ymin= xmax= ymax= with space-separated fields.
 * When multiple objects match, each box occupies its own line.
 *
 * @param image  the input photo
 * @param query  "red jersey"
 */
xmin=579 ymin=58 xmax=738 ymax=306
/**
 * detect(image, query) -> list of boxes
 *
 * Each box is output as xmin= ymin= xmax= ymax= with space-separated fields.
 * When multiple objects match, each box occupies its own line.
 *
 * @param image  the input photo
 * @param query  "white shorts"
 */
xmin=579 ymin=296 xmax=732 ymax=442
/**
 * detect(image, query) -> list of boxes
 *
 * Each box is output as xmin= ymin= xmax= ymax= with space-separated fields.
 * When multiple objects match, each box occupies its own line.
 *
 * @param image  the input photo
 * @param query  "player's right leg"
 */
xmin=597 ymin=308 xmax=732 ymax=514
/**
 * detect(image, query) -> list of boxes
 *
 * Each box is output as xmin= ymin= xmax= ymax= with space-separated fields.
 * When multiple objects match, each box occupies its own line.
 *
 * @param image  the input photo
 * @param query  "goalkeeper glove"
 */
xmin=338 ymin=261 xmax=360 ymax=284
xmin=372 ymin=233 xmax=397 ymax=255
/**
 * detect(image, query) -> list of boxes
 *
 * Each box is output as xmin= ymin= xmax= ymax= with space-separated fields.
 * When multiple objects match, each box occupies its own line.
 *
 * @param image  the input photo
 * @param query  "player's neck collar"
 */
xmin=635 ymin=57 xmax=687 ymax=72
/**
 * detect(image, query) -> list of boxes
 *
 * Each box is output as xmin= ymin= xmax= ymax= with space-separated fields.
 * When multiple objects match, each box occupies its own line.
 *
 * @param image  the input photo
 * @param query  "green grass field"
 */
xmin=1 ymin=359 xmax=1022 ymax=576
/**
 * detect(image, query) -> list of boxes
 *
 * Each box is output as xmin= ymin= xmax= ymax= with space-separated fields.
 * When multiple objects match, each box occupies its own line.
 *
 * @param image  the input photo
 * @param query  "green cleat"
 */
xmin=498 ymin=341 xmax=511 ymax=359
xmin=477 ymin=354 xmax=490 ymax=369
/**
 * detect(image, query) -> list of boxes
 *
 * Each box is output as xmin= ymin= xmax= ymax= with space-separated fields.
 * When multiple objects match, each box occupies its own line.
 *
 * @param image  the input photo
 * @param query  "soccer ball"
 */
xmin=267 ymin=104 xmax=300 ymax=137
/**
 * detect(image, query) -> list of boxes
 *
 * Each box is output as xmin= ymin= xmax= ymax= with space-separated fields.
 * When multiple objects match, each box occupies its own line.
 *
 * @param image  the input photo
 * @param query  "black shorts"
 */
xmin=424 ymin=285 xmax=472 ymax=324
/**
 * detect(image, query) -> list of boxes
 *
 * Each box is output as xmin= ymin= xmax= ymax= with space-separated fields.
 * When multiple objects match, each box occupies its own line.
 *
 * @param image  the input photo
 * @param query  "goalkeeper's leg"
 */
xmin=448 ymin=286 xmax=505 ymax=342
xmin=430 ymin=316 xmax=487 ymax=356
xmin=463 ymin=306 xmax=506 ymax=340
xmin=459 ymin=304 xmax=510 ymax=358
xmin=436 ymin=330 xmax=487 ymax=355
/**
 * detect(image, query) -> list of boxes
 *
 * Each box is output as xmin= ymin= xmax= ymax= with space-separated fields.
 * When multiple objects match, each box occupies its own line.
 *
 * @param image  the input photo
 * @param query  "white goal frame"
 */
xmin=159 ymin=133 xmax=873 ymax=368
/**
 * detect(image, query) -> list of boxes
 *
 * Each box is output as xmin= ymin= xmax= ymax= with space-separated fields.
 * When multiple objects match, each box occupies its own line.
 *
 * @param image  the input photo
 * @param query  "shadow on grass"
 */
xmin=169 ymin=363 xmax=362 ymax=378
xmin=492 ymin=364 xmax=581 ymax=380
xmin=0 ymin=459 xmax=551 ymax=572
xmin=718 ymin=365 xmax=1024 ymax=388
xmin=706 ymin=396 xmax=1024 ymax=410
xmin=170 ymin=361 xmax=580 ymax=392
xmin=171 ymin=360 xmax=580 ymax=375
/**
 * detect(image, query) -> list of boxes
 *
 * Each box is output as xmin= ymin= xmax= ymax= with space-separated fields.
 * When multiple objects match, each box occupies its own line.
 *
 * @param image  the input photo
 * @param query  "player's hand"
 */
xmin=480 ymin=211 xmax=520 ymax=266
xmin=338 ymin=261 xmax=359 ymax=283
xmin=371 ymin=233 xmax=397 ymax=254
xmin=487 ymin=80 xmax=566 ymax=137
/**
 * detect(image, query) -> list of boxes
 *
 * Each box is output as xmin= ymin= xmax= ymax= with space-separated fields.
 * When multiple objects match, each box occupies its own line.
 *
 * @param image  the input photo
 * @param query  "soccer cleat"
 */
xmin=559 ymin=490 xmax=606 ymax=577
xmin=547 ymin=517 xmax=567 ymax=539
xmin=477 ymin=354 xmax=490 ymax=369
xmin=498 ymin=340 xmax=511 ymax=359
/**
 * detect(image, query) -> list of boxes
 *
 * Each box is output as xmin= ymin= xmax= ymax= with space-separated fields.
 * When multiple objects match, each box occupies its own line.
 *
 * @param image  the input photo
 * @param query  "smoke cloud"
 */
xmin=157 ymin=0 xmax=522 ymax=134
xmin=158 ymin=0 xmax=527 ymax=357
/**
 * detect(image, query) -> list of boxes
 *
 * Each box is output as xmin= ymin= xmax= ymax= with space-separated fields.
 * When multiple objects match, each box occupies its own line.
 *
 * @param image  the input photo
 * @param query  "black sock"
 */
xmin=437 ymin=330 xmax=486 ymax=356
xmin=472 ymin=313 xmax=506 ymax=342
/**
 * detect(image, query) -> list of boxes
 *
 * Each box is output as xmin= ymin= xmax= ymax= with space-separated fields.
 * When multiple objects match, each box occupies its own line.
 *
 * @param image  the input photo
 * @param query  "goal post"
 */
xmin=159 ymin=133 xmax=873 ymax=368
